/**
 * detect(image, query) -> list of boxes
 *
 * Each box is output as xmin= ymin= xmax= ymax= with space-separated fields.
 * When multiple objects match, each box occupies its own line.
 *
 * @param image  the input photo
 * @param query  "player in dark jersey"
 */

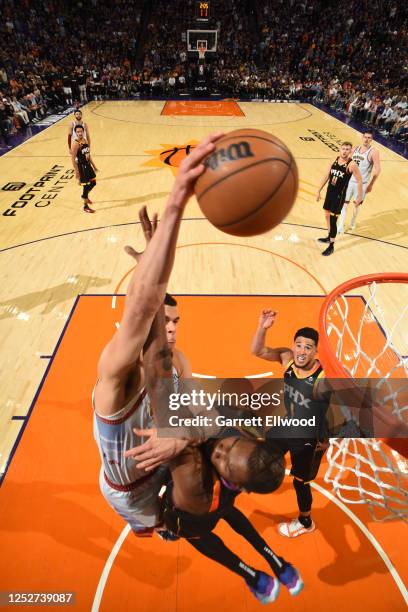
xmin=161 ymin=442 xmax=303 ymax=604
xmin=71 ymin=125 xmax=98 ymax=213
xmin=252 ymin=310 xmax=331 ymax=538
xmin=141 ymin=288 xmax=303 ymax=603
xmin=316 ymin=142 xmax=362 ymax=256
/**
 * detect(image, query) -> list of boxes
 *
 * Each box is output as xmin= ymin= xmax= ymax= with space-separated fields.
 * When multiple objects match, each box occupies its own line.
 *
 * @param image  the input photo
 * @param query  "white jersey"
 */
xmin=93 ymin=367 xmax=179 ymax=489
xmin=350 ymin=145 xmax=373 ymax=184
xmin=72 ymin=120 xmax=87 ymax=142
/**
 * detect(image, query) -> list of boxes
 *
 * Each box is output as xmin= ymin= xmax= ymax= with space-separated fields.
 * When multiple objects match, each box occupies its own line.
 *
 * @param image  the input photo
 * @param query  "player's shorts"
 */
xmin=323 ymin=194 xmax=345 ymax=215
xmin=269 ymin=439 xmax=325 ymax=483
xmin=346 ymin=180 xmax=367 ymax=202
xmin=99 ymin=465 xmax=168 ymax=533
xmin=79 ymin=166 xmax=96 ymax=185
xmin=163 ymin=480 xmax=239 ymax=539
xmin=63 ymin=87 xmax=72 ymax=95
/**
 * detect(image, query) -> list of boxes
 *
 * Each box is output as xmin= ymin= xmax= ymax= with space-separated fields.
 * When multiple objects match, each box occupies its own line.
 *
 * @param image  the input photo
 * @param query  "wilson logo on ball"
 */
xmin=204 ymin=141 xmax=254 ymax=170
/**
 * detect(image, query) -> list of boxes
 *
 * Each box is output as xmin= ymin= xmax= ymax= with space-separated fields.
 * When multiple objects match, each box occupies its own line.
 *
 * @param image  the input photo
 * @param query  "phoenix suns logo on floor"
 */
xmin=143 ymin=141 xmax=199 ymax=175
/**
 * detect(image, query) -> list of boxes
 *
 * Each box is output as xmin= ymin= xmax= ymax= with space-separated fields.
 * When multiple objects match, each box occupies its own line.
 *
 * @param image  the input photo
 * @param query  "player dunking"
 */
xmin=338 ymin=130 xmax=381 ymax=232
xmin=252 ymin=310 xmax=331 ymax=538
xmin=316 ymin=142 xmax=362 ymax=256
xmin=92 ymin=132 xmax=224 ymax=536
xmin=67 ymin=109 xmax=90 ymax=152
xmin=71 ymin=125 xmax=98 ymax=213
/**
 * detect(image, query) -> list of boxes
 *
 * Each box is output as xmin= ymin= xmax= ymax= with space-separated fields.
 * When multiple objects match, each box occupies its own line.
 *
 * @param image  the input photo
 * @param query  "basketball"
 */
xmin=194 ymin=129 xmax=298 ymax=236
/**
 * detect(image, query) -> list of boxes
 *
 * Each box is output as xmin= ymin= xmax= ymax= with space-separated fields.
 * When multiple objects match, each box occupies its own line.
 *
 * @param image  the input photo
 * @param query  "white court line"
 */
xmin=192 ymin=372 xmax=216 ymax=378
xmin=91 ymin=524 xmax=131 ymax=612
xmin=308 ymin=476 xmax=408 ymax=605
xmin=245 ymin=372 xmax=273 ymax=378
xmin=92 ymin=474 xmax=408 ymax=610
xmin=111 ymin=296 xmax=116 ymax=309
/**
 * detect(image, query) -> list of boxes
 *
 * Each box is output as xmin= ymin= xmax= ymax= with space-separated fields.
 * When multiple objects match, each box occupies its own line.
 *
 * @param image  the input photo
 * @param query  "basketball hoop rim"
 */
xmin=319 ymin=272 xmax=408 ymax=379
xmin=319 ymin=272 xmax=408 ymax=458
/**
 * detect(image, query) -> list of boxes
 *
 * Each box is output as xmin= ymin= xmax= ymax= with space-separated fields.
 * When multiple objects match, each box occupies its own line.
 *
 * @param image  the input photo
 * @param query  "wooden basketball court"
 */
xmin=0 ymin=100 xmax=407 ymax=610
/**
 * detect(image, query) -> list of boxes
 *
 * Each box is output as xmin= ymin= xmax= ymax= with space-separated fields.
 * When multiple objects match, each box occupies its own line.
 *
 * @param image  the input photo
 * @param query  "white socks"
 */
xmin=339 ymin=203 xmax=348 ymax=229
xmin=339 ymin=203 xmax=359 ymax=229
xmin=350 ymin=205 xmax=359 ymax=227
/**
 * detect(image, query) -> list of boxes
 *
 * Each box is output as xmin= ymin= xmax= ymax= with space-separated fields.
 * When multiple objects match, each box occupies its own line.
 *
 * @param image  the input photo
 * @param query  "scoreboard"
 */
xmin=196 ymin=1 xmax=210 ymax=22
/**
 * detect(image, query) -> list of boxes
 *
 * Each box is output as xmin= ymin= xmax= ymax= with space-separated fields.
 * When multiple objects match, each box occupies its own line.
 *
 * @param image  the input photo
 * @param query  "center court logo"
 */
xmin=2 ymin=182 xmax=26 ymax=191
xmin=143 ymin=140 xmax=198 ymax=175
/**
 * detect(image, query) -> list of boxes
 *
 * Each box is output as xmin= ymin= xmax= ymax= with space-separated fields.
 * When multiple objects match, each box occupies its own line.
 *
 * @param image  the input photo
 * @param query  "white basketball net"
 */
xmin=322 ymin=279 xmax=408 ymax=521
xmin=325 ymin=439 xmax=408 ymax=522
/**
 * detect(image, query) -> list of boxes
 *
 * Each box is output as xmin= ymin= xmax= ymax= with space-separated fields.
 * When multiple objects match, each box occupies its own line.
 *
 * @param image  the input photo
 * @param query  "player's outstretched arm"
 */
xmin=251 ymin=310 xmax=292 ymax=364
xmin=97 ymin=132 xmax=224 ymax=414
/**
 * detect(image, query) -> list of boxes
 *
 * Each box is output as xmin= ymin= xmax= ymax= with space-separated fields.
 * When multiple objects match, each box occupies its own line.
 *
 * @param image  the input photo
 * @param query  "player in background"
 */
xmin=251 ymin=310 xmax=331 ymax=538
xmin=71 ymin=125 xmax=98 ymax=213
xmin=316 ymin=142 xmax=362 ymax=256
xmin=68 ymin=109 xmax=90 ymax=152
xmin=338 ymin=131 xmax=381 ymax=232
xmin=92 ymin=133 xmax=224 ymax=536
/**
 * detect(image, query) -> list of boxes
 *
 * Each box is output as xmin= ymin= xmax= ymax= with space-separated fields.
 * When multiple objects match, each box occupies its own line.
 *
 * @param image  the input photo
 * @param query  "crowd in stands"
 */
xmin=1 ymin=0 xmax=407 ymax=145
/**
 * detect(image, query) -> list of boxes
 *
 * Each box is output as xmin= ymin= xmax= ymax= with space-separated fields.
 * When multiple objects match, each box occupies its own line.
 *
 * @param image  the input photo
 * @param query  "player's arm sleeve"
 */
xmin=68 ymin=125 xmax=72 ymax=150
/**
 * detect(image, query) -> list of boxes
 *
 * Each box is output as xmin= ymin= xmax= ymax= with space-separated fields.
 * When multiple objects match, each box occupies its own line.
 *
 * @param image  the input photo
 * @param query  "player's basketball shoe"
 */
xmin=83 ymin=203 xmax=95 ymax=213
xmin=246 ymin=571 xmax=280 ymax=604
xmin=349 ymin=222 xmax=356 ymax=230
xmin=277 ymin=563 xmax=304 ymax=596
xmin=278 ymin=518 xmax=316 ymax=538
xmin=337 ymin=224 xmax=345 ymax=233
xmin=322 ymin=244 xmax=334 ymax=256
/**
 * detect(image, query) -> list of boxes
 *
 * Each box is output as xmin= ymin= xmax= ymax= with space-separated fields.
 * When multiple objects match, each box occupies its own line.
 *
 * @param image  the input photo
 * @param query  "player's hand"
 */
xmin=124 ymin=428 xmax=189 ymax=471
xmin=259 ymin=309 xmax=277 ymax=329
xmin=316 ymin=190 xmax=321 ymax=202
xmin=124 ymin=206 xmax=158 ymax=262
xmin=169 ymin=131 xmax=224 ymax=210
xmin=355 ymin=197 xmax=363 ymax=206
xmin=366 ymin=183 xmax=372 ymax=193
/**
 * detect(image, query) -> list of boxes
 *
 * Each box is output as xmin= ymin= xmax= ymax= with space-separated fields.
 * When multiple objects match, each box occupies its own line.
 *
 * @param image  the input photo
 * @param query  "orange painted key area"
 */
xmin=0 ymin=295 xmax=406 ymax=611
xmin=161 ymin=100 xmax=245 ymax=116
